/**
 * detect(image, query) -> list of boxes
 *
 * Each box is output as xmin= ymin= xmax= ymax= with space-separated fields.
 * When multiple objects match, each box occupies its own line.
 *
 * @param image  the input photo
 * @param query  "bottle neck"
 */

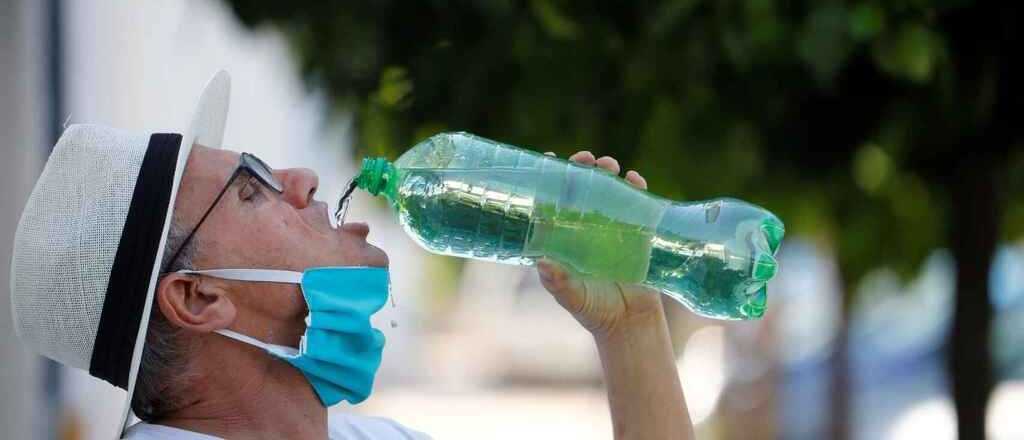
xmin=355 ymin=157 xmax=396 ymax=199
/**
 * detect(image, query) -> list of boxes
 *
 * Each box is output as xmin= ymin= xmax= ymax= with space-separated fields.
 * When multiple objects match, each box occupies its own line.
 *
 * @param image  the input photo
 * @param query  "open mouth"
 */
xmin=322 ymin=200 xmax=339 ymax=230
xmin=316 ymin=200 xmax=372 ymax=238
xmin=305 ymin=200 xmax=345 ymax=234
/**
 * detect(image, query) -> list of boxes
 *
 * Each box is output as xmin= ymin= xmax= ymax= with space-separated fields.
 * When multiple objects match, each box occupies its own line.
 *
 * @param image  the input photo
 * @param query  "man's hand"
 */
xmin=537 ymin=150 xmax=694 ymax=440
xmin=536 ymin=151 xmax=664 ymax=340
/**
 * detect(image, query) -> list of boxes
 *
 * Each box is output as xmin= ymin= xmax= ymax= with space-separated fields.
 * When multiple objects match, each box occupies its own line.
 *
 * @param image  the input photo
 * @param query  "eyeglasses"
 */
xmin=162 ymin=152 xmax=283 ymax=273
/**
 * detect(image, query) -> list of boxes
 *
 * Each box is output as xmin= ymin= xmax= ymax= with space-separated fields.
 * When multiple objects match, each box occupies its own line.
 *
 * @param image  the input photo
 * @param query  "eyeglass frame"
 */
xmin=161 ymin=152 xmax=284 ymax=273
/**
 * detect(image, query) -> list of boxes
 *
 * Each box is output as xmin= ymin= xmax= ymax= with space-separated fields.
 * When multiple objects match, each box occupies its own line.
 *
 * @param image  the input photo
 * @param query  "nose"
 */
xmin=274 ymin=168 xmax=319 ymax=208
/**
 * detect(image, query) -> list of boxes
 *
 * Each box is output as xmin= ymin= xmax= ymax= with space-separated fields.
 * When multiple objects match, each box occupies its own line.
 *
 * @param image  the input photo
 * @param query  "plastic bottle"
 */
xmin=355 ymin=132 xmax=784 ymax=320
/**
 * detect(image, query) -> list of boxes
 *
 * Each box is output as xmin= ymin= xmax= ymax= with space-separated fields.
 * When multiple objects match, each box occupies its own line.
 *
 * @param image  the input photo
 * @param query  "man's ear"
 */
xmin=156 ymin=273 xmax=236 ymax=333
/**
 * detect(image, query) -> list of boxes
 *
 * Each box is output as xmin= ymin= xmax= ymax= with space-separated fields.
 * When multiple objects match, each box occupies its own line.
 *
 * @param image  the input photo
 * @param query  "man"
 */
xmin=10 ymin=72 xmax=692 ymax=439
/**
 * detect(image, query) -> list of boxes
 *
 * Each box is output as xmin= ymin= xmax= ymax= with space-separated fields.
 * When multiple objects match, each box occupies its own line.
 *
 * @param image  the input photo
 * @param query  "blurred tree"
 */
xmin=224 ymin=0 xmax=1022 ymax=437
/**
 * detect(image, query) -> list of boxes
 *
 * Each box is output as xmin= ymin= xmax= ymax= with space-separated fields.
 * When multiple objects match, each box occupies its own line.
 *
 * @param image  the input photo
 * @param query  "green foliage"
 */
xmin=224 ymin=0 xmax=1021 ymax=293
xmin=872 ymin=23 xmax=944 ymax=83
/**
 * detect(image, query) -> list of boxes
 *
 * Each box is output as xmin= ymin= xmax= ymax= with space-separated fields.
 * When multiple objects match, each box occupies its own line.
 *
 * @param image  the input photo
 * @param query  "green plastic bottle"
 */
xmin=356 ymin=132 xmax=784 ymax=320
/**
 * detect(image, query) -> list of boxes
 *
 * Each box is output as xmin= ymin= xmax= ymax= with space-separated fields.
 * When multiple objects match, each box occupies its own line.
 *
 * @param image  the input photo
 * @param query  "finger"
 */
xmin=537 ymin=259 xmax=580 ymax=297
xmin=544 ymin=151 xmax=556 ymax=157
xmin=537 ymin=259 xmax=562 ymax=285
xmin=624 ymin=170 xmax=648 ymax=190
xmin=568 ymin=150 xmax=597 ymax=165
xmin=594 ymin=156 xmax=621 ymax=175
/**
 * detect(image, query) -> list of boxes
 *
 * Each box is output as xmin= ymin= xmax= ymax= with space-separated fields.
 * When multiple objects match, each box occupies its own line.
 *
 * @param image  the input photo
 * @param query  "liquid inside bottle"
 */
xmin=357 ymin=132 xmax=784 ymax=320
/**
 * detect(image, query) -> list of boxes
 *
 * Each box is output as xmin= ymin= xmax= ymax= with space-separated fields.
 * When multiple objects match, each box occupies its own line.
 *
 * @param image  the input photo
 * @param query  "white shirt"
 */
xmin=123 ymin=413 xmax=431 ymax=439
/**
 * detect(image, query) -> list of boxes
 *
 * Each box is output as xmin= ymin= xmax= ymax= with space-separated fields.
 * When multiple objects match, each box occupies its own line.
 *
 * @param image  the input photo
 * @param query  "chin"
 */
xmin=364 ymin=246 xmax=390 ymax=268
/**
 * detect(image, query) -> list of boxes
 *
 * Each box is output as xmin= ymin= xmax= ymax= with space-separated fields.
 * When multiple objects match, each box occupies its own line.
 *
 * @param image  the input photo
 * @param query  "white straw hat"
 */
xmin=9 ymin=71 xmax=231 ymax=437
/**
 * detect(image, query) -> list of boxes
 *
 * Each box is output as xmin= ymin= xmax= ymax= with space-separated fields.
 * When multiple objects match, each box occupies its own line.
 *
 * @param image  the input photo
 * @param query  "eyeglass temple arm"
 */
xmin=161 ymin=168 xmax=242 ymax=273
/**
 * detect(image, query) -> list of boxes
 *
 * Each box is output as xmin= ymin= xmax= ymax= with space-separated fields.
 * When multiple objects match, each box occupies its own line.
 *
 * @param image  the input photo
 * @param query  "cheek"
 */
xmin=244 ymin=284 xmax=308 ymax=343
xmin=270 ymin=288 xmax=307 ymax=319
xmin=237 ymin=208 xmax=299 ymax=262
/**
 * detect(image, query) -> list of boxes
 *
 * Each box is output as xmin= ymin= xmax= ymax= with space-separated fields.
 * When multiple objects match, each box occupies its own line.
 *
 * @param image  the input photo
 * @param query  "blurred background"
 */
xmin=1 ymin=0 xmax=1022 ymax=439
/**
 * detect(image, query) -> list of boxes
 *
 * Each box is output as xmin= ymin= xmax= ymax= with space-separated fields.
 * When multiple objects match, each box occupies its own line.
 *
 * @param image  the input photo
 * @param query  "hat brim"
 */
xmin=116 ymin=70 xmax=231 ymax=437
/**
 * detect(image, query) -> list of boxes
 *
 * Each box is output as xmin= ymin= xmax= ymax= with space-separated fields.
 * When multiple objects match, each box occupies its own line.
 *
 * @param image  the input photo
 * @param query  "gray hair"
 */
xmin=130 ymin=221 xmax=197 ymax=422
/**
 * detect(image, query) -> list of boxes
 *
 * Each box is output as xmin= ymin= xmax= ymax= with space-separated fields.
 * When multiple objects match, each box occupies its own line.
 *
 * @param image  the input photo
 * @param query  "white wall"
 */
xmin=0 ymin=0 xmax=46 ymax=438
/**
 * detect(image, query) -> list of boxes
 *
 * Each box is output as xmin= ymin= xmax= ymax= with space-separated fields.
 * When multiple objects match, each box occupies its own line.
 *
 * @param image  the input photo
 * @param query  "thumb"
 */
xmin=538 ymin=259 xmax=572 ymax=292
xmin=537 ymin=259 xmax=587 ymax=309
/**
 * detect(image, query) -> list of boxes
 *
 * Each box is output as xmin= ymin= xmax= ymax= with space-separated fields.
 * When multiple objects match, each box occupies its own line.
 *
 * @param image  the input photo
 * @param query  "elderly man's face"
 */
xmin=170 ymin=145 xmax=388 ymax=345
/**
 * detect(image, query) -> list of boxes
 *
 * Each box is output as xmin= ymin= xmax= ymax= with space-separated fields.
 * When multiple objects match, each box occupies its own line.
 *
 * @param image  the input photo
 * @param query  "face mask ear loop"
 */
xmin=216 ymin=328 xmax=269 ymax=349
xmin=215 ymin=328 xmax=300 ymax=358
xmin=181 ymin=269 xmax=304 ymax=357
xmin=177 ymin=269 xmax=304 ymax=284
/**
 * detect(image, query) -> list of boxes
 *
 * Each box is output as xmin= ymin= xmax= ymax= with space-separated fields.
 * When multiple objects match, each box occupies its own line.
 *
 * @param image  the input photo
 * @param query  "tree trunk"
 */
xmin=947 ymin=157 xmax=998 ymax=440
xmin=828 ymin=275 xmax=851 ymax=440
xmin=940 ymin=2 xmax=1018 ymax=437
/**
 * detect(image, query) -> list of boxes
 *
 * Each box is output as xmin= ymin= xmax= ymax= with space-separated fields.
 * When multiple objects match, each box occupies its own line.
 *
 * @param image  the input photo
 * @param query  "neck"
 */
xmin=155 ymin=335 xmax=327 ymax=439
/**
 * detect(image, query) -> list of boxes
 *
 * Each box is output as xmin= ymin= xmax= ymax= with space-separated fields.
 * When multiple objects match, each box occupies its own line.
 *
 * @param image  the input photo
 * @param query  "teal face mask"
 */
xmin=178 ymin=267 xmax=389 ymax=406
